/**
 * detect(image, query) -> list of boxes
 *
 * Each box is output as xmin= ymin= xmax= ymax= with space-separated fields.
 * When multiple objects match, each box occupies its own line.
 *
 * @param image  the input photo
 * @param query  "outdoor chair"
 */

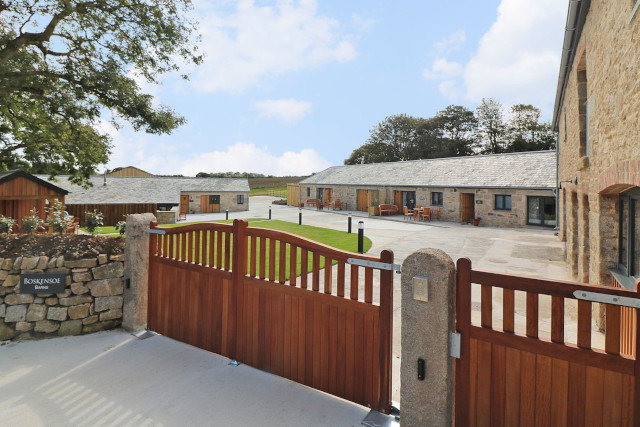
xmin=403 ymin=205 xmax=414 ymax=221
xmin=435 ymin=206 xmax=441 ymax=220
xmin=420 ymin=207 xmax=432 ymax=221
xmin=333 ymin=199 xmax=343 ymax=210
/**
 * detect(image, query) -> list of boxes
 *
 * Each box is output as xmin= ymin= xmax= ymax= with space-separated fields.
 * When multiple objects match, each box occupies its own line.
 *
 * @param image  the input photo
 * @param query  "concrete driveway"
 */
xmin=0 ymin=330 xmax=378 ymax=427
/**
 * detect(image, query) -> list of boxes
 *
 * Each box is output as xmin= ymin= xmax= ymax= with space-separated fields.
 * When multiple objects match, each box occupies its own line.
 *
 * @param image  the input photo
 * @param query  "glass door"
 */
xmin=528 ymin=196 xmax=556 ymax=226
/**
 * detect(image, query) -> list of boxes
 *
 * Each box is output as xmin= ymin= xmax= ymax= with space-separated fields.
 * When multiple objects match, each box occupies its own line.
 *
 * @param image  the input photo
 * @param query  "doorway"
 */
xmin=180 ymin=195 xmax=189 ymax=214
xmin=460 ymin=193 xmax=474 ymax=223
xmin=527 ymin=196 xmax=556 ymax=226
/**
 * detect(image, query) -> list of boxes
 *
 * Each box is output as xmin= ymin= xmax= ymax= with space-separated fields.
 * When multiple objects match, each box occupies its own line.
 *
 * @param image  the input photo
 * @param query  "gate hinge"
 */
xmin=148 ymin=228 xmax=166 ymax=235
xmin=347 ymin=258 xmax=401 ymax=274
xmin=450 ymin=332 xmax=461 ymax=359
xmin=573 ymin=290 xmax=640 ymax=308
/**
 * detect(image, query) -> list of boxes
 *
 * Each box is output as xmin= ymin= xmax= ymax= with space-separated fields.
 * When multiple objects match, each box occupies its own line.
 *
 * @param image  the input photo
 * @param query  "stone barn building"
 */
xmin=554 ymin=0 xmax=640 ymax=292
xmin=298 ymin=151 xmax=557 ymax=228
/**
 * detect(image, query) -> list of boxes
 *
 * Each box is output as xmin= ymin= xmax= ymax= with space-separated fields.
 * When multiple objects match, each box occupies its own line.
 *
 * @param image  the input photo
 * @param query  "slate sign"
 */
xmin=20 ymin=273 xmax=66 ymax=294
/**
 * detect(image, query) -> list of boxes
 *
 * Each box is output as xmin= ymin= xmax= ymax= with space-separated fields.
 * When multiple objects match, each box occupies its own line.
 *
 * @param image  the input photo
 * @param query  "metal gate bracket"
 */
xmin=347 ymin=258 xmax=402 ymax=274
xmin=573 ymin=290 xmax=640 ymax=308
xmin=450 ymin=332 xmax=461 ymax=359
xmin=148 ymin=228 xmax=166 ymax=235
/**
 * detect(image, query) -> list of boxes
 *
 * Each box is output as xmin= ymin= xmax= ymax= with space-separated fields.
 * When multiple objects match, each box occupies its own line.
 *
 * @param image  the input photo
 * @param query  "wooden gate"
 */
xmin=460 ymin=193 xmax=474 ymax=222
xmin=455 ymin=258 xmax=640 ymax=426
xmin=147 ymin=220 xmax=393 ymax=413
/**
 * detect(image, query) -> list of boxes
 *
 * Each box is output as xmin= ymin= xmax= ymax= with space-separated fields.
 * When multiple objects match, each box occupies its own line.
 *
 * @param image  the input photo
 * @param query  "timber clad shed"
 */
xmin=0 ymin=170 xmax=68 ymax=225
xmin=299 ymin=151 xmax=558 ymax=227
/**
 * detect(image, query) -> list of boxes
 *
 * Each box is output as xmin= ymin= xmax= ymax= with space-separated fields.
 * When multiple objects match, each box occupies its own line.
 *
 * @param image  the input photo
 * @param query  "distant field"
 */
xmin=249 ymin=176 xmax=307 ymax=197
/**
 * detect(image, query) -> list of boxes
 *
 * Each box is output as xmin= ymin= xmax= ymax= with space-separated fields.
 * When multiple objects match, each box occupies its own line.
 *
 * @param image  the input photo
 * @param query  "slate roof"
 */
xmin=36 ymin=175 xmax=250 ymax=204
xmin=301 ymin=151 xmax=556 ymax=189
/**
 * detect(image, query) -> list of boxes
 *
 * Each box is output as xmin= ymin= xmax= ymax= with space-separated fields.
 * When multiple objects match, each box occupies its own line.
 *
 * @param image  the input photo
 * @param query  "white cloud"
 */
xmin=422 ymin=58 xmax=463 ymax=81
xmin=253 ymin=99 xmax=313 ymax=124
xmin=173 ymin=142 xmax=330 ymax=176
xmin=102 ymin=124 xmax=330 ymax=176
xmin=190 ymin=0 xmax=357 ymax=93
xmin=423 ymin=0 xmax=566 ymax=116
xmin=433 ymin=29 xmax=466 ymax=56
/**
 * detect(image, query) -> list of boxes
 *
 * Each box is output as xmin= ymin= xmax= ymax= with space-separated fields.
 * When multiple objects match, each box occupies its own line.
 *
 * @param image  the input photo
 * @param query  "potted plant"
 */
xmin=316 ymin=200 xmax=323 ymax=210
xmin=0 ymin=215 xmax=16 ymax=234
xmin=472 ymin=214 xmax=481 ymax=226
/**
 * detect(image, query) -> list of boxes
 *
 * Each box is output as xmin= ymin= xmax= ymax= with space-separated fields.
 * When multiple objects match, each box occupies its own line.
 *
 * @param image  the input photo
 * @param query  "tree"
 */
xmin=344 ymin=114 xmax=426 ymax=164
xmin=0 ymin=1 xmax=202 ymax=185
xmin=434 ymin=105 xmax=478 ymax=157
xmin=506 ymin=104 xmax=555 ymax=152
xmin=475 ymin=98 xmax=506 ymax=154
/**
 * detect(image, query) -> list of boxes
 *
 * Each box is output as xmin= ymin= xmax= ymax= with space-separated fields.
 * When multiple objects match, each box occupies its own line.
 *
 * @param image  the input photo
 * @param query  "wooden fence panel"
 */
xmin=455 ymin=259 xmax=640 ymax=426
xmin=67 ymin=203 xmax=157 ymax=226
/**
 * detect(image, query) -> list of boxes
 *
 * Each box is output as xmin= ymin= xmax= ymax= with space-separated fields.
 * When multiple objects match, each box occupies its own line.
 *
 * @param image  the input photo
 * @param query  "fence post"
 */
xmin=400 ymin=248 xmax=455 ymax=426
xmin=230 ymin=219 xmax=249 ymax=362
xmin=378 ymin=249 xmax=394 ymax=414
xmin=122 ymin=213 xmax=157 ymax=331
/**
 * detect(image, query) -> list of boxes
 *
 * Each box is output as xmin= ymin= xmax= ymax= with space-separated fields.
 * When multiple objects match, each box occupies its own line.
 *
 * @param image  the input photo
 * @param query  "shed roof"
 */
xmin=300 ymin=151 xmax=556 ymax=189
xmin=37 ymin=175 xmax=250 ymax=204
xmin=0 ymin=170 xmax=69 ymax=195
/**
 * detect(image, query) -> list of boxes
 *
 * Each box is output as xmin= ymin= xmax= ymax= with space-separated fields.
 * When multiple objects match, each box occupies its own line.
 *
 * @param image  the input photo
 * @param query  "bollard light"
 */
xmin=299 ymin=208 xmax=302 ymax=225
xmin=269 ymin=206 xmax=272 ymax=220
xmin=348 ymin=214 xmax=352 ymax=234
xmin=226 ymin=208 xmax=229 ymax=220
xmin=358 ymin=221 xmax=364 ymax=254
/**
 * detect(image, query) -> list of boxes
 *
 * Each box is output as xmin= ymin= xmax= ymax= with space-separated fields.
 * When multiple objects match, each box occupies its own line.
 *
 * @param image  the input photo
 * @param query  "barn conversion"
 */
xmin=298 ymin=150 xmax=557 ymax=228
xmin=15 ymin=174 xmax=250 ymax=226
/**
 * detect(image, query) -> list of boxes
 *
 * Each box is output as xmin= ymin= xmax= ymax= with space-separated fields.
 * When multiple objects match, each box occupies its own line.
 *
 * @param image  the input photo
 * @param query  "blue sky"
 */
xmin=103 ymin=0 xmax=568 ymax=176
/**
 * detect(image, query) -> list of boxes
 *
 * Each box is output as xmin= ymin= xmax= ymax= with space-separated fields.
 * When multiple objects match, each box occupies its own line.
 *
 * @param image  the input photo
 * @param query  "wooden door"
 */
xmin=356 ymin=189 xmax=368 ymax=211
xmin=460 ymin=193 xmax=474 ymax=223
xmin=394 ymin=191 xmax=402 ymax=208
xmin=200 ymin=195 xmax=221 ymax=213
xmin=180 ymin=195 xmax=189 ymax=213
xmin=323 ymin=188 xmax=333 ymax=206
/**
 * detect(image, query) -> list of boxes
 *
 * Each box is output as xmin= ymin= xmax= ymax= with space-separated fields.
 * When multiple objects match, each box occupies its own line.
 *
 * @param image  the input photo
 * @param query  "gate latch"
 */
xmin=573 ymin=290 xmax=640 ymax=308
xmin=347 ymin=258 xmax=402 ymax=274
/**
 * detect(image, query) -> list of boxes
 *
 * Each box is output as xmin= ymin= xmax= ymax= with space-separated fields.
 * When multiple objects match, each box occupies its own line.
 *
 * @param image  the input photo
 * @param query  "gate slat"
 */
xmin=250 ymin=235 xmax=257 ymax=276
xmin=224 ymin=231 xmax=231 ymax=270
xmin=490 ymin=344 xmax=506 ymax=427
xmin=324 ymin=257 xmax=332 ymax=294
xmin=300 ymin=249 xmax=308 ymax=289
xmin=605 ymin=304 xmax=621 ymax=355
xmin=481 ymin=285 xmax=492 ymax=328
xmin=364 ymin=267 xmax=373 ymax=303
xmin=577 ymin=300 xmax=592 ymax=349
xmin=216 ymin=230 xmax=222 ymax=268
xmin=269 ymin=238 xmax=276 ymax=281
xmin=526 ymin=292 xmax=538 ymax=339
xmin=279 ymin=241 xmax=286 ymax=284
xmin=350 ymin=265 xmax=359 ymax=300
xmin=289 ymin=245 xmax=297 ymax=286
xmin=534 ymin=355 xmax=552 ymax=427
xmin=312 ymin=253 xmax=320 ymax=292
xmin=503 ymin=289 xmax=514 ymax=333
xmin=551 ymin=296 xmax=564 ymax=343
xmin=337 ymin=262 xmax=345 ymax=297
xmin=259 ymin=236 xmax=266 ymax=279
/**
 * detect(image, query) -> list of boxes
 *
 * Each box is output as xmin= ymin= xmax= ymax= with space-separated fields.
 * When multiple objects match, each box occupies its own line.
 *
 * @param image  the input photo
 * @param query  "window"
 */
xmin=619 ymin=190 xmax=640 ymax=278
xmin=431 ymin=192 xmax=443 ymax=206
xmin=209 ymin=195 xmax=220 ymax=204
xmin=527 ymin=196 xmax=556 ymax=227
xmin=306 ymin=187 xmax=310 ymax=197
xmin=237 ymin=194 xmax=245 ymax=205
xmin=495 ymin=195 xmax=512 ymax=211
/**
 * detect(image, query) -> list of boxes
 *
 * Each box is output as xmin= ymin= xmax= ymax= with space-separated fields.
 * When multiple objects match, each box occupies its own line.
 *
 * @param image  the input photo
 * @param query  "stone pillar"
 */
xmin=566 ymin=191 xmax=579 ymax=277
xmin=400 ymin=248 xmax=455 ymax=426
xmin=122 ymin=213 xmax=156 ymax=331
xmin=577 ymin=193 xmax=590 ymax=282
xmin=589 ymin=194 xmax=618 ymax=330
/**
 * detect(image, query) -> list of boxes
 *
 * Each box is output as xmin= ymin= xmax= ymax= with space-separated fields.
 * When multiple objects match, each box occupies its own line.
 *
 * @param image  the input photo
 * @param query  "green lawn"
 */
xmin=249 ymin=186 xmax=287 ymax=197
xmin=158 ymin=220 xmax=372 ymax=280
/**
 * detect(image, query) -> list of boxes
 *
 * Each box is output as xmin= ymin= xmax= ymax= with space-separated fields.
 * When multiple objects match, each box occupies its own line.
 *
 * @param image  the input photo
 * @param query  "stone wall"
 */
xmin=184 ymin=191 xmax=249 ymax=213
xmin=0 ymin=254 xmax=124 ymax=341
xmin=557 ymin=1 xmax=640 ymax=294
xmin=300 ymin=184 xmax=555 ymax=227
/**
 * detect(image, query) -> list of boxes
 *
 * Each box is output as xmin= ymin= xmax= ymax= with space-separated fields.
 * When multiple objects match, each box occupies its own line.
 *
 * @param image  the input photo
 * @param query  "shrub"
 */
xmin=47 ymin=199 xmax=72 ymax=234
xmin=21 ymin=208 xmax=44 ymax=234
xmin=115 ymin=214 xmax=128 ymax=235
xmin=0 ymin=215 xmax=16 ymax=234
xmin=85 ymin=209 xmax=104 ymax=235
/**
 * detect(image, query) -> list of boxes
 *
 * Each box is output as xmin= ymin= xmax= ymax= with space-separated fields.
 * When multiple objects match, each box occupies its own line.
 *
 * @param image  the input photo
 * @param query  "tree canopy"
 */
xmin=344 ymin=100 xmax=555 ymax=165
xmin=0 ymin=0 xmax=202 ymax=184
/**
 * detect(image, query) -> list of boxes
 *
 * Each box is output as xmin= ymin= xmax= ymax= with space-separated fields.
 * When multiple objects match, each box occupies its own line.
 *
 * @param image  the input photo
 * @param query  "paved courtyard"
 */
xmin=2 ymin=196 xmax=577 ymax=425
